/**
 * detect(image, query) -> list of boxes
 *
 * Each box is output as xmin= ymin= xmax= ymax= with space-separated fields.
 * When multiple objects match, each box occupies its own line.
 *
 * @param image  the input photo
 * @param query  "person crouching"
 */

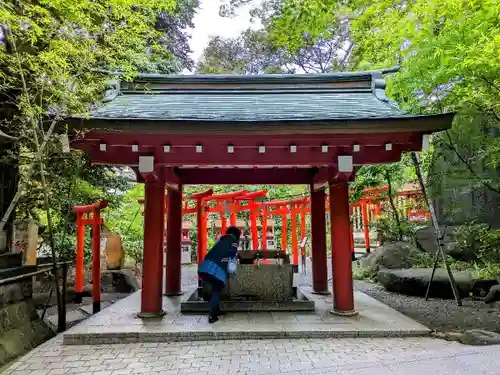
xmin=198 ymin=226 xmax=241 ymax=324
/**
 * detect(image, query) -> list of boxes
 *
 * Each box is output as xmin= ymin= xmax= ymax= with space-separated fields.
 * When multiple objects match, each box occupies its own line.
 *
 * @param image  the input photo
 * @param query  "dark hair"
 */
xmin=226 ymin=226 xmax=241 ymax=242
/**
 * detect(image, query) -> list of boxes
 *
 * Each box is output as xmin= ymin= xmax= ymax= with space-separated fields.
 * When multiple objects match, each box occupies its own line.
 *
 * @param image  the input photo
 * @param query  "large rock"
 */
xmin=0 ymin=273 xmax=54 ymax=367
xmin=100 ymin=270 xmax=139 ymax=293
xmin=359 ymin=242 xmax=421 ymax=276
xmin=415 ymin=225 xmax=477 ymax=262
xmin=459 ymin=329 xmax=500 ymax=345
xmin=377 ymin=268 xmax=473 ymax=299
xmin=484 ymin=284 xmax=500 ymax=304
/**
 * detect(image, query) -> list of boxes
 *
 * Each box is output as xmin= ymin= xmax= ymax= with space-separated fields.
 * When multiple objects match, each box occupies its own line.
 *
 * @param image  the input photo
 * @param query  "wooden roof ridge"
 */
xmin=102 ymin=67 xmax=399 ymax=84
xmin=100 ymin=67 xmax=401 ymax=98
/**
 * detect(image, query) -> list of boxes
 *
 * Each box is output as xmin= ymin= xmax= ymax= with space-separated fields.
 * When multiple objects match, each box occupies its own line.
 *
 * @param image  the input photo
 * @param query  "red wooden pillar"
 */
xmin=262 ymin=214 xmax=268 ymax=250
xmin=329 ymin=180 xmax=357 ymax=316
xmin=361 ymin=200 xmax=371 ymax=253
xmin=201 ymin=204 xmax=208 ymax=257
xmin=251 ymin=203 xmax=258 ymax=250
xmin=91 ymin=208 xmax=101 ymax=313
xmin=221 ymin=213 xmax=227 ymax=234
xmin=196 ymin=199 xmax=203 ymax=267
xmin=140 ymin=180 xmax=166 ymax=317
xmin=165 ymin=186 xmax=183 ymax=296
xmin=230 ymin=201 xmax=237 ymax=227
xmin=75 ymin=212 xmax=85 ymax=303
xmin=281 ymin=212 xmax=287 ymax=252
xmin=300 ymin=208 xmax=306 ymax=244
xmin=310 ymin=187 xmax=329 ymax=294
xmin=291 ymin=206 xmax=298 ymax=264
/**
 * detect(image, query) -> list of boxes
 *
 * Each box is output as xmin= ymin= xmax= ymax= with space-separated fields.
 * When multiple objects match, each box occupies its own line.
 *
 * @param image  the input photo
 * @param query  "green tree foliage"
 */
xmin=271 ymin=0 xmax=499 ymax=119
xmin=197 ymin=29 xmax=286 ymax=74
xmin=270 ymin=0 xmax=500 ymax=221
xmin=0 ymin=0 xmax=201 ymax=258
xmin=198 ymin=0 xmax=353 ymax=74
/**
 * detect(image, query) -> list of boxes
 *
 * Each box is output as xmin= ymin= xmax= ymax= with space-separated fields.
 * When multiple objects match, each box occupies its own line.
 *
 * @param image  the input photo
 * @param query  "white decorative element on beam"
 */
xmin=227 ymin=145 xmax=234 ymax=153
xmin=422 ymin=134 xmax=430 ymax=152
xmin=290 ymin=145 xmax=297 ymax=153
xmin=321 ymin=145 xmax=328 ymax=153
xmin=258 ymin=145 xmax=266 ymax=153
xmin=132 ymin=144 xmax=139 ymax=152
xmin=385 ymin=143 xmax=393 ymax=151
xmin=99 ymin=143 xmax=107 ymax=152
xmin=196 ymin=145 xmax=203 ymax=153
xmin=163 ymin=145 xmax=171 ymax=153
xmin=338 ymin=155 xmax=353 ymax=173
xmin=138 ymin=156 xmax=154 ymax=173
xmin=353 ymin=144 xmax=360 ymax=152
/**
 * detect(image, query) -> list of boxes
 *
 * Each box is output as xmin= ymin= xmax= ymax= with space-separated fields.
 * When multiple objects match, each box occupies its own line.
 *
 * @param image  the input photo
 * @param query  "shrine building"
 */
xmin=68 ymin=71 xmax=454 ymax=317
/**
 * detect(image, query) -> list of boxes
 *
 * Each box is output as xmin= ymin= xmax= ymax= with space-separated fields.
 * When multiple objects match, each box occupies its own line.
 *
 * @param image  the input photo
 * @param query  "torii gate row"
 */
xmin=137 ymin=185 xmax=406 ymax=265
xmin=138 ymin=190 xmax=311 ymax=264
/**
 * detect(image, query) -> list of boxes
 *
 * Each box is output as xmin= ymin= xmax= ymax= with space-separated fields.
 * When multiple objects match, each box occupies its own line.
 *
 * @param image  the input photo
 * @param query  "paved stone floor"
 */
xmin=62 ymin=285 xmax=429 ymax=345
xmin=4 ymin=335 xmax=500 ymax=374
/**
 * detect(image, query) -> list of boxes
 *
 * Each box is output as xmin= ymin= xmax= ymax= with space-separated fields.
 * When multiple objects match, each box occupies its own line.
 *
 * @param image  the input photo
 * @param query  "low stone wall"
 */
xmin=0 ymin=277 xmax=54 ymax=367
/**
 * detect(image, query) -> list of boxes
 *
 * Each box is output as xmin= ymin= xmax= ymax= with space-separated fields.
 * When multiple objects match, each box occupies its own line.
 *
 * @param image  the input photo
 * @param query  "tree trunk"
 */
xmin=0 ymin=142 xmax=19 ymax=252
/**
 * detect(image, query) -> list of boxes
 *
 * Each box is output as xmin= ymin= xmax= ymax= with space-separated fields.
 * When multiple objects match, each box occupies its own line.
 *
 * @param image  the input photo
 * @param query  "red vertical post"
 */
xmin=281 ymin=212 xmax=287 ymax=252
xmin=165 ymin=186 xmax=183 ymax=296
xmin=261 ymin=214 xmax=268 ymax=250
xmin=330 ymin=180 xmax=357 ymax=316
xmin=221 ymin=213 xmax=227 ymax=234
xmin=196 ymin=199 xmax=203 ymax=266
xmin=230 ymin=201 xmax=237 ymax=227
xmin=291 ymin=206 xmax=298 ymax=265
xmin=140 ymin=180 xmax=166 ymax=317
xmin=251 ymin=203 xmax=258 ymax=250
xmin=75 ymin=212 xmax=85 ymax=303
xmin=201 ymin=205 xmax=208 ymax=258
xmin=361 ymin=200 xmax=371 ymax=253
xmin=310 ymin=187 xmax=328 ymax=294
xmin=91 ymin=209 xmax=101 ymax=314
xmin=300 ymin=207 xmax=306 ymax=243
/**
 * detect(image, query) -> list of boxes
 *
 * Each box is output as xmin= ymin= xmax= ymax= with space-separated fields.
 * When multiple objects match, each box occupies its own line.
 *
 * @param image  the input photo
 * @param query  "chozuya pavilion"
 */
xmin=68 ymin=70 xmax=454 ymax=318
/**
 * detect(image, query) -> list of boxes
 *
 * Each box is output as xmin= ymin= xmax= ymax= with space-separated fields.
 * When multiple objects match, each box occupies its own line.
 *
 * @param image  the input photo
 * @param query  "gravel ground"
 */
xmin=180 ymin=257 xmax=500 ymax=334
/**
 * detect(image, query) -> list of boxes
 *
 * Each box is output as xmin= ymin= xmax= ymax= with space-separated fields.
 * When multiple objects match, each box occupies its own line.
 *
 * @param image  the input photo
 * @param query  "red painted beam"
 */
xmin=83 ymin=145 xmax=410 ymax=167
xmin=72 ymin=200 xmax=108 ymax=213
xmin=204 ymin=190 xmax=247 ymax=200
xmin=234 ymin=190 xmax=267 ymax=200
xmin=190 ymin=189 xmax=213 ymax=200
xmin=73 ymin=133 xmax=423 ymax=154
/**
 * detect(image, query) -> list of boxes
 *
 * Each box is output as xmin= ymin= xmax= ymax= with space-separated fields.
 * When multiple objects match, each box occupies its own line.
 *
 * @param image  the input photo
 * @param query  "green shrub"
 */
xmin=451 ymin=222 xmax=500 ymax=272
xmin=371 ymin=214 xmax=425 ymax=243
xmin=352 ymin=265 xmax=375 ymax=281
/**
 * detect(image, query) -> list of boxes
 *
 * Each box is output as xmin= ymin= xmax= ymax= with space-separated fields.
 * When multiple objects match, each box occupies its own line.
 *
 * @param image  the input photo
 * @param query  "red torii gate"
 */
xmin=260 ymin=197 xmax=309 ymax=263
xmin=72 ymin=200 xmax=108 ymax=312
xmin=233 ymin=190 xmax=267 ymax=249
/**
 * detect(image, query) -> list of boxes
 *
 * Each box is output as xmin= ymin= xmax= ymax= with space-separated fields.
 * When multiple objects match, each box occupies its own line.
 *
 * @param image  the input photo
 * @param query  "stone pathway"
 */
xmin=5 ymin=261 xmax=500 ymax=374
xmin=3 ymin=335 xmax=500 ymax=374
xmin=61 ymin=286 xmax=429 ymax=345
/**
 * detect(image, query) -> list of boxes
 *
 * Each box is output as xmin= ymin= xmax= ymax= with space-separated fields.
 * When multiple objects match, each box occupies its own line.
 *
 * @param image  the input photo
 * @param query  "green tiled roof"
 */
xmin=72 ymin=70 xmax=426 ymax=124
xmin=89 ymin=91 xmax=408 ymax=122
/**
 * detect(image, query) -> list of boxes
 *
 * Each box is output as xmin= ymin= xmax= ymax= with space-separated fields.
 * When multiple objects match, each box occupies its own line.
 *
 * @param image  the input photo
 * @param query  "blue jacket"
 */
xmin=198 ymin=234 xmax=239 ymax=285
